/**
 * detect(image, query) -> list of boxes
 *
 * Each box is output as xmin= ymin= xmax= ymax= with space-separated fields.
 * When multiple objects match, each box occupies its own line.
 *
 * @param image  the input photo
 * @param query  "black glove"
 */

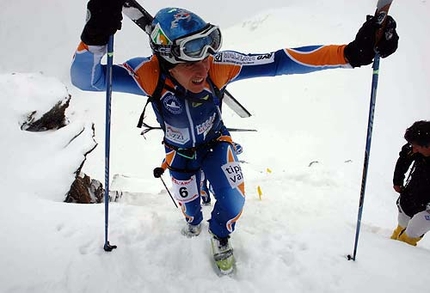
xmin=81 ymin=0 xmax=126 ymax=45
xmin=153 ymin=167 xmax=165 ymax=178
xmin=344 ymin=15 xmax=399 ymax=68
xmin=377 ymin=16 xmax=399 ymax=58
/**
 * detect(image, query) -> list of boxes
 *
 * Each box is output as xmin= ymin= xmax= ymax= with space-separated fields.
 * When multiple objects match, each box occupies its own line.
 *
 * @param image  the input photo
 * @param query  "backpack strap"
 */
xmin=136 ymin=71 xmax=166 ymax=128
xmin=206 ymin=76 xmax=225 ymax=110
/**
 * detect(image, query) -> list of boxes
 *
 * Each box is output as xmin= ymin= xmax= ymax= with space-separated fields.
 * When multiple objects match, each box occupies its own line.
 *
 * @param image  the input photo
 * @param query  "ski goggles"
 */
xmin=171 ymin=24 xmax=222 ymax=62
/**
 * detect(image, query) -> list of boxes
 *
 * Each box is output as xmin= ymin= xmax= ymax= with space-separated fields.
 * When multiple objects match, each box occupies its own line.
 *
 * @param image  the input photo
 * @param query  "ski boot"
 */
xmin=210 ymin=234 xmax=235 ymax=275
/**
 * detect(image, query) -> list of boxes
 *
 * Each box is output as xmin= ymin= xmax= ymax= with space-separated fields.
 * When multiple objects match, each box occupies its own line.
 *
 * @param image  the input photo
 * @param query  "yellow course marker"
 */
xmin=257 ymin=185 xmax=263 ymax=200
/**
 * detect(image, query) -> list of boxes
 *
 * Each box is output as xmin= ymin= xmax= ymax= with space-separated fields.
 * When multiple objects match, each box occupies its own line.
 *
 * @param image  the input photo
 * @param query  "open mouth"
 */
xmin=192 ymin=78 xmax=204 ymax=85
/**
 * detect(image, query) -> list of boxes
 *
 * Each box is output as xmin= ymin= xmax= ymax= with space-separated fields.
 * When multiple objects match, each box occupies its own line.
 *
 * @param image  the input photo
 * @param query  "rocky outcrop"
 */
xmin=21 ymin=95 xmax=70 ymax=131
xmin=18 ymin=76 xmax=104 ymax=204
xmin=65 ymin=172 xmax=104 ymax=203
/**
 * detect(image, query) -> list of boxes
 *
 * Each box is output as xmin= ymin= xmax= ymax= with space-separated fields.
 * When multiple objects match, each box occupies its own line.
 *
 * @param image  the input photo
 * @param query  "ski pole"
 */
xmin=348 ymin=0 xmax=393 ymax=261
xmin=347 ymin=54 xmax=380 ymax=261
xmin=159 ymin=175 xmax=178 ymax=208
xmin=103 ymin=35 xmax=117 ymax=252
xmin=153 ymin=167 xmax=178 ymax=208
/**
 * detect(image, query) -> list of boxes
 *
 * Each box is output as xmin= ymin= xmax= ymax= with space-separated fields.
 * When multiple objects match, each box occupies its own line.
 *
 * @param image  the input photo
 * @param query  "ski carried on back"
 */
xmin=139 ymin=121 xmax=256 ymax=136
xmin=122 ymin=0 xmax=252 ymax=118
xmin=123 ymin=0 xmax=153 ymax=33
xmin=223 ymin=89 xmax=251 ymax=118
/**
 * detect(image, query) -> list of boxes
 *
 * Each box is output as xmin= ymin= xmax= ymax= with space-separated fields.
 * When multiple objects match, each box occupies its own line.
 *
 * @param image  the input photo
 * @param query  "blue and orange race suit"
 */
xmin=71 ymin=42 xmax=349 ymax=238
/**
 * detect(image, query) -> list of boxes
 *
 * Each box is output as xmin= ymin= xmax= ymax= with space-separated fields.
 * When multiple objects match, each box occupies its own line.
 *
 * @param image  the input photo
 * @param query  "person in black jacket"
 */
xmin=391 ymin=120 xmax=430 ymax=246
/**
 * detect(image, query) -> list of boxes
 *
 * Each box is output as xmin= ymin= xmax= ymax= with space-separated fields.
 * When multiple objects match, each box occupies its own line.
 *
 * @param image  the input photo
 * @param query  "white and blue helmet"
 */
xmin=150 ymin=8 xmax=222 ymax=65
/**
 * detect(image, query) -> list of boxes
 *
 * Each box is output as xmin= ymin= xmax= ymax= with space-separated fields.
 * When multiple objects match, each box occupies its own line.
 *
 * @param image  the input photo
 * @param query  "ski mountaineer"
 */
xmin=70 ymin=0 xmax=399 ymax=274
xmin=391 ymin=121 xmax=430 ymax=246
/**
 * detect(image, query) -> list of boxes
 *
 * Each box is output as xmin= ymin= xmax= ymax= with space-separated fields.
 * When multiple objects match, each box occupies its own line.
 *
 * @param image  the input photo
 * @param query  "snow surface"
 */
xmin=1 ymin=0 xmax=430 ymax=292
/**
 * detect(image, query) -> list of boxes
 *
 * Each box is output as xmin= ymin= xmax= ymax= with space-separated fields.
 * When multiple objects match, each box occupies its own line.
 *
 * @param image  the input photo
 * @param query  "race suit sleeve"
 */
xmin=70 ymin=42 xmax=149 ymax=95
xmin=393 ymin=144 xmax=414 ymax=186
xmin=209 ymin=44 xmax=350 ymax=85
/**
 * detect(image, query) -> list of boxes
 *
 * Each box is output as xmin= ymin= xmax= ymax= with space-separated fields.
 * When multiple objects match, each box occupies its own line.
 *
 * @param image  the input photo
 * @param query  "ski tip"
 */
xmin=215 ymin=256 xmax=237 ymax=277
xmin=376 ymin=0 xmax=393 ymax=14
xmin=216 ymin=265 xmax=236 ymax=277
xmin=376 ymin=0 xmax=393 ymax=9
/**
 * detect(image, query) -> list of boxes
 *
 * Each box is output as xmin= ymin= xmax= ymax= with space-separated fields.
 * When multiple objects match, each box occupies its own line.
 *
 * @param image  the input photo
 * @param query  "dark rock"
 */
xmin=65 ymin=173 xmax=104 ymax=204
xmin=21 ymin=95 xmax=71 ymax=131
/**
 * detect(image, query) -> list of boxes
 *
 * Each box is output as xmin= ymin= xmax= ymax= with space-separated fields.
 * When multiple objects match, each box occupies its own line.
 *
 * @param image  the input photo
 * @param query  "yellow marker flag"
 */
xmin=257 ymin=185 xmax=262 ymax=200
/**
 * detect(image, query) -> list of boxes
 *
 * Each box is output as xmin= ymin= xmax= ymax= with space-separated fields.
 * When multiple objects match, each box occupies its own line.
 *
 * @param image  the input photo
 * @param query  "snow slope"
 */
xmin=0 ymin=0 xmax=429 ymax=292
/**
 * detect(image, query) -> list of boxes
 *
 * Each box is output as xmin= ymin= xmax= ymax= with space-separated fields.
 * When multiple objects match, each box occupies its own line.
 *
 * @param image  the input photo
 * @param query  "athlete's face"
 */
xmin=169 ymin=58 xmax=210 ymax=93
xmin=411 ymin=143 xmax=430 ymax=157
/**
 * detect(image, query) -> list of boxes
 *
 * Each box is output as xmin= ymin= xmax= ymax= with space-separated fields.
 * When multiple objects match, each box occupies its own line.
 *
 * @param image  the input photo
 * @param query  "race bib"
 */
xmin=171 ymin=175 xmax=199 ymax=203
xmin=222 ymin=161 xmax=244 ymax=189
